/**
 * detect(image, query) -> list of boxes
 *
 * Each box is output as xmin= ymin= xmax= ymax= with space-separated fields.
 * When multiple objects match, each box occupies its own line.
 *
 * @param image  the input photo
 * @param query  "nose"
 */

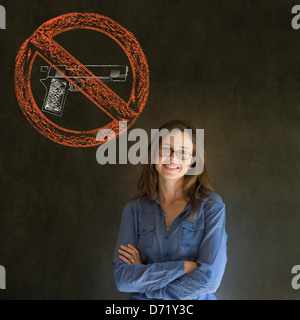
xmin=169 ymin=150 xmax=180 ymax=164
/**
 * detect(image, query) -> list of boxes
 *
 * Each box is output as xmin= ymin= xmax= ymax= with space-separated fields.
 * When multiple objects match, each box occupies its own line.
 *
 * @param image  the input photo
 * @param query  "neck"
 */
xmin=157 ymin=175 xmax=186 ymax=204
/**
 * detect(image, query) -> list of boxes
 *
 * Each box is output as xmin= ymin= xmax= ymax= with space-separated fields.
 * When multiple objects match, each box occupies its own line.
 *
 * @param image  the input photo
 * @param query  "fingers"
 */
xmin=118 ymin=244 xmax=141 ymax=265
xmin=119 ymin=255 xmax=131 ymax=264
xmin=118 ymin=247 xmax=135 ymax=265
xmin=118 ymin=248 xmax=134 ymax=262
xmin=120 ymin=245 xmax=136 ymax=255
xmin=128 ymin=244 xmax=139 ymax=253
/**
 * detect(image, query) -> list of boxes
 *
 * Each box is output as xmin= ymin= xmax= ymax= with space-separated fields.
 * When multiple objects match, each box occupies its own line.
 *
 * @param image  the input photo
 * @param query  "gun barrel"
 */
xmin=41 ymin=65 xmax=129 ymax=82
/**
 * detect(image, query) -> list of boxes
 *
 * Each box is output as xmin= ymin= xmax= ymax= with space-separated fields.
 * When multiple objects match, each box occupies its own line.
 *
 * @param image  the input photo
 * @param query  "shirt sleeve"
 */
xmin=113 ymin=201 xmax=185 ymax=293
xmin=145 ymin=200 xmax=227 ymax=300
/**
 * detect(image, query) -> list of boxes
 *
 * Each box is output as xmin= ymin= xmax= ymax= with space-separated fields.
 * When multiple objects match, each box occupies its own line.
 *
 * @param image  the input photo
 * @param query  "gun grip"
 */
xmin=41 ymin=78 xmax=68 ymax=117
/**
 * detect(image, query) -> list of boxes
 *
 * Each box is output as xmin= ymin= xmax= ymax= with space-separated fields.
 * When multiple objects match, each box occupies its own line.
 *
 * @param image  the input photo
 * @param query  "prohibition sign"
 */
xmin=15 ymin=13 xmax=149 ymax=147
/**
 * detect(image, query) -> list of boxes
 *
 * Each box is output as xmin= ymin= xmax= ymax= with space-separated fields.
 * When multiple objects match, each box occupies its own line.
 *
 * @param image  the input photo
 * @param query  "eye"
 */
xmin=159 ymin=146 xmax=171 ymax=156
xmin=176 ymin=149 xmax=190 ymax=159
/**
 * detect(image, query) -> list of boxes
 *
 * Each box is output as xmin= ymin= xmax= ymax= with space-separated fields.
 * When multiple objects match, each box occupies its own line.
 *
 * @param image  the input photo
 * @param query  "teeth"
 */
xmin=165 ymin=164 xmax=179 ymax=169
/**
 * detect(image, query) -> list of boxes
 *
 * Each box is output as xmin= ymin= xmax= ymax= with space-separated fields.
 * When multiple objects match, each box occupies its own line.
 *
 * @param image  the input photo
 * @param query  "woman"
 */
xmin=113 ymin=119 xmax=227 ymax=300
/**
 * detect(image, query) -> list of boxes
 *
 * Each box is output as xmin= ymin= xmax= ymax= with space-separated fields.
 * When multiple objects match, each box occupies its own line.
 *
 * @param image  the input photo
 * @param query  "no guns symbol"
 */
xmin=15 ymin=13 xmax=149 ymax=147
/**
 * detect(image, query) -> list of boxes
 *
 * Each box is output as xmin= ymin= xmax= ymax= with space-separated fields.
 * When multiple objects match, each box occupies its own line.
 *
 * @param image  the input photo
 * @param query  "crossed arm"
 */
xmin=118 ymin=244 xmax=198 ymax=275
xmin=113 ymin=201 xmax=227 ymax=299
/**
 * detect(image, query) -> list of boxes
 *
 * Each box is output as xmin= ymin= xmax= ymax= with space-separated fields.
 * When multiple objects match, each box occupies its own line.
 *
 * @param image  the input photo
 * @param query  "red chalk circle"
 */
xmin=15 ymin=12 xmax=149 ymax=147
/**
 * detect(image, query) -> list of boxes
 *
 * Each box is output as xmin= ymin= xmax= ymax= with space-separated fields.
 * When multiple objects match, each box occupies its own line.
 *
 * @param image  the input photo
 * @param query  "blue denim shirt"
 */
xmin=113 ymin=191 xmax=227 ymax=300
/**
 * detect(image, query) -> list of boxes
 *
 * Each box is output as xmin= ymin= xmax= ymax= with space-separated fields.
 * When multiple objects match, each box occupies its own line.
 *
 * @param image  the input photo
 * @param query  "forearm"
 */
xmin=145 ymin=267 xmax=216 ymax=300
xmin=114 ymin=260 xmax=185 ymax=293
xmin=145 ymin=236 xmax=228 ymax=300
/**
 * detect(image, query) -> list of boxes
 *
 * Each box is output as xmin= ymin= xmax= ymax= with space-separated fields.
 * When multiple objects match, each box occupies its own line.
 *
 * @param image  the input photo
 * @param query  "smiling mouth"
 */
xmin=163 ymin=164 xmax=180 ymax=170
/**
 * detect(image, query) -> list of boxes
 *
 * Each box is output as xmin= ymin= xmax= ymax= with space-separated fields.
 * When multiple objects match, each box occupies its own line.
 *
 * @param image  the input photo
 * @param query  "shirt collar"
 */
xmin=153 ymin=190 xmax=192 ymax=212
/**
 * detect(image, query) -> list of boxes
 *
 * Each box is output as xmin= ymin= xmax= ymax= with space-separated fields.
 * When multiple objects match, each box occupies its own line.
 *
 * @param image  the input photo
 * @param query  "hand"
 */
xmin=118 ymin=244 xmax=142 ymax=265
xmin=184 ymin=261 xmax=198 ymax=274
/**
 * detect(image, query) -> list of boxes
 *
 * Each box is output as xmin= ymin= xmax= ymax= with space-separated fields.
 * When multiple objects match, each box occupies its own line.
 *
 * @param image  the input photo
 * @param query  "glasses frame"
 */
xmin=158 ymin=146 xmax=193 ymax=161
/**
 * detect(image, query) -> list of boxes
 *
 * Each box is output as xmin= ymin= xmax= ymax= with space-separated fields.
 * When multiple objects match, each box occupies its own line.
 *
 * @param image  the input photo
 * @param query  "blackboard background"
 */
xmin=0 ymin=0 xmax=299 ymax=299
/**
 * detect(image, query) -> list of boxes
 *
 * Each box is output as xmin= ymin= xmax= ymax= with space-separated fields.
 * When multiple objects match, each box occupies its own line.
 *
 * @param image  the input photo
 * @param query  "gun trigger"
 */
xmin=69 ymin=83 xmax=77 ymax=92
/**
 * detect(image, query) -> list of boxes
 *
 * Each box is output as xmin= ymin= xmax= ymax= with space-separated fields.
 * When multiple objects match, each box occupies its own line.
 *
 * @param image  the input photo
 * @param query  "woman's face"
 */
xmin=155 ymin=130 xmax=194 ymax=181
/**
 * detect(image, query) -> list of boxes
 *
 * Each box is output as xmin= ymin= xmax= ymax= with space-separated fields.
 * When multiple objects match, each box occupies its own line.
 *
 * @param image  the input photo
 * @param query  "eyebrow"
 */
xmin=161 ymin=144 xmax=192 ymax=151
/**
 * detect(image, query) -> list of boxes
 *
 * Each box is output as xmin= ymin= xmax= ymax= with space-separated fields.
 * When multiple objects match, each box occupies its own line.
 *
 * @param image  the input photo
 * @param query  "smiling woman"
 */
xmin=112 ymin=119 xmax=227 ymax=300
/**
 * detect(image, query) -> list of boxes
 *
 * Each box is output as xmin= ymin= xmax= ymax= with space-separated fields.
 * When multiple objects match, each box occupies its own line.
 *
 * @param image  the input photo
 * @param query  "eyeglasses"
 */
xmin=159 ymin=145 xmax=193 ymax=160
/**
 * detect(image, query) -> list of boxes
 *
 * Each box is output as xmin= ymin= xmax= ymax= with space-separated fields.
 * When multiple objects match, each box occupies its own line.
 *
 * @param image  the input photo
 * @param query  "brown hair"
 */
xmin=132 ymin=119 xmax=218 ymax=219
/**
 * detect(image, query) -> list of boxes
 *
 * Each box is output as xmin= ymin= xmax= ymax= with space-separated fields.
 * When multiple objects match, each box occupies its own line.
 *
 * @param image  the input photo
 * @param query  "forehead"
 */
xmin=161 ymin=130 xmax=193 ymax=148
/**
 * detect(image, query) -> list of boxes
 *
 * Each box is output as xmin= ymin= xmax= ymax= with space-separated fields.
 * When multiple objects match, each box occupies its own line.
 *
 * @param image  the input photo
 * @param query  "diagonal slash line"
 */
xmin=30 ymin=30 xmax=136 ymax=121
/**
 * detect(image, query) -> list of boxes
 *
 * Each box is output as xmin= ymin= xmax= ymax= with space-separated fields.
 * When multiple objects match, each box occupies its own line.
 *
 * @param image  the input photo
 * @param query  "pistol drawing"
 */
xmin=40 ymin=65 xmax=129 ymax=117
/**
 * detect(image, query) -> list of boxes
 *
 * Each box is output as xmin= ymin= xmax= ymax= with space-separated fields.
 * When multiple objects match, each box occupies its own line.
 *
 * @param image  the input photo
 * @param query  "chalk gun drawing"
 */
xmin=40 ymin=65 xmax=129 ymax=116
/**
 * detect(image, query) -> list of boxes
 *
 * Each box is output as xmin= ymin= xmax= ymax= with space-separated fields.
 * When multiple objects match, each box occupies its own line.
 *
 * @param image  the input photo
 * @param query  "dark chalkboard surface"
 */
xmin=0 ymin=0 xmax=299 ymax=299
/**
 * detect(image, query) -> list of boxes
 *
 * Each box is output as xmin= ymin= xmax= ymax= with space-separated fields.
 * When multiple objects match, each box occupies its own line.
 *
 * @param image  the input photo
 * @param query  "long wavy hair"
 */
xmin=132 ymin=119 xmax=218 ymax=219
